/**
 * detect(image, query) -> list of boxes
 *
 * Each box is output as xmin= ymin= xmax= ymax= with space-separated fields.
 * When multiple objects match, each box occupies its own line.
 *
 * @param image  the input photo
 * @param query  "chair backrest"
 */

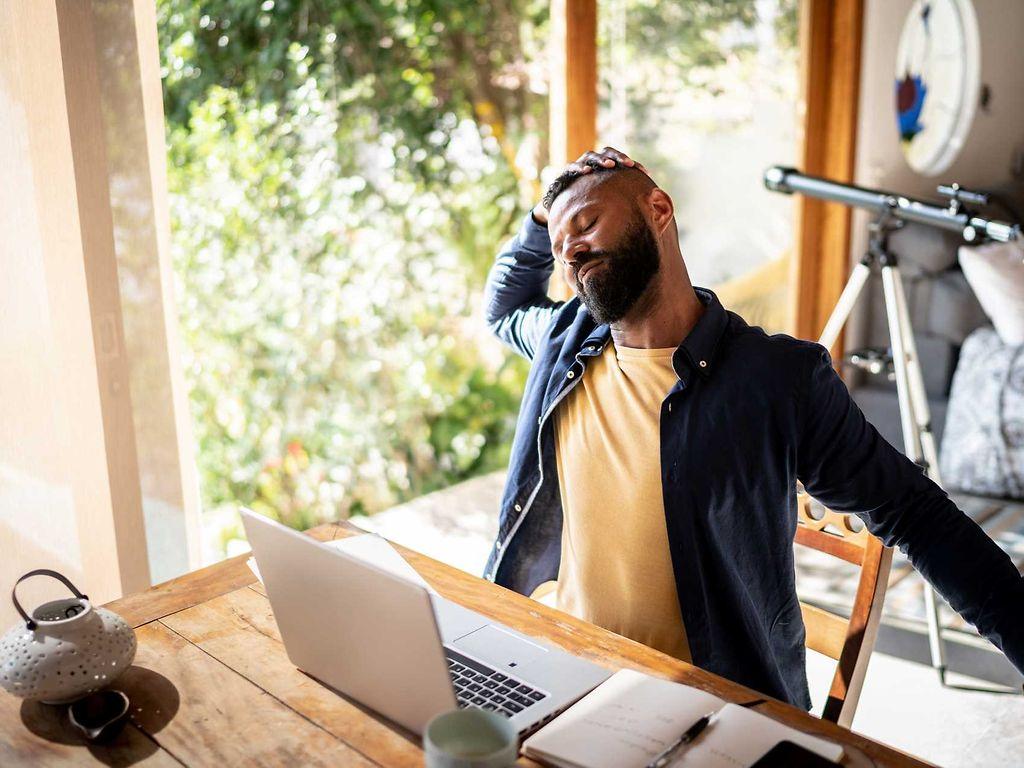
xmin=795 ymin=492 xmax=893 ymax=728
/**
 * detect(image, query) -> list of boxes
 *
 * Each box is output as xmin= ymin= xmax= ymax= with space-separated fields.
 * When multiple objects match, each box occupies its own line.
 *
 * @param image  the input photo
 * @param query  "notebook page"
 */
xmin=522 ymin=669 xmax=726 ymax=768
xmin=675 ymin=703 xmax=844 ymax=766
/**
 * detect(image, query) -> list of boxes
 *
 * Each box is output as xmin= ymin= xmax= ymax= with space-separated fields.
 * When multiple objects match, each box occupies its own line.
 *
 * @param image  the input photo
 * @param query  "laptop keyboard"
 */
xmin=444 ymin=647 xmax=548 ymax=716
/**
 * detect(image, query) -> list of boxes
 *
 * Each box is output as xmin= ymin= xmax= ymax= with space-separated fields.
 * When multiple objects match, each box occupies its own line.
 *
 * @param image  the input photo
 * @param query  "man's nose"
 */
xmin=562 ymin=239 xmax=589 ymax=265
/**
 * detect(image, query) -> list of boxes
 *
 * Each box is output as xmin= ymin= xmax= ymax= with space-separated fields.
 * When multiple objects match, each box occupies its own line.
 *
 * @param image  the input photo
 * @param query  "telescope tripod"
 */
xmin=818 ymin=209 xmax=948 ymax=684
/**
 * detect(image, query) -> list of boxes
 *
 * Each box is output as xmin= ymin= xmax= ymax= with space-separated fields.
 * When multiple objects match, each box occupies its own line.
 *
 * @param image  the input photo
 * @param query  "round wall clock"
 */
xmin=895 ymin=0 xmax=981 ymax=176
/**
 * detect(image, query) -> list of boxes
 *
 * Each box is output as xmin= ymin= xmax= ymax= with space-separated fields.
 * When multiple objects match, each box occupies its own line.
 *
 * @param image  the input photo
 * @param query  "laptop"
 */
xmin=240 ymin=509 xmax=610 ymax=737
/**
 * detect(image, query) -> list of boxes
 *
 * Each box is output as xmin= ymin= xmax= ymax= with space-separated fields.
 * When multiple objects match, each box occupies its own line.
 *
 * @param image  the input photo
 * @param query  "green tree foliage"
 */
xmin=159 ymin=0 xmax=550 ymax=190
xmin=169 ymin=76 xmax=532 ymax=534
xmin=160 ymin=2 xmax=549 ymax=541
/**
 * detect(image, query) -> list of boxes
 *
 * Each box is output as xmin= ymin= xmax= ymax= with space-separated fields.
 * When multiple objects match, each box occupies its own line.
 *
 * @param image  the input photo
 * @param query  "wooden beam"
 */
xmin=549 ymin=0 xmax=597 ymax=299
xmin=791 ymin=0 xmax=864 ymax=352
xmin=549 ymin=0 xmax=597 ymax=166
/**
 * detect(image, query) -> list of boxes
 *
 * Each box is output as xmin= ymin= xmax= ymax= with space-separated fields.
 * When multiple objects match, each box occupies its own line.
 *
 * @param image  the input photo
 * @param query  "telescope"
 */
xmin=764 ymin=166 xmax=1020 ymax=244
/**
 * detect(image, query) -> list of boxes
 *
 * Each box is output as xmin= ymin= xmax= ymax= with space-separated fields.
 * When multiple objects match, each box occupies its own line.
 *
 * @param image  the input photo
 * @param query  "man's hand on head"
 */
xmin=531 ymin=147 xmax=648 ymax=226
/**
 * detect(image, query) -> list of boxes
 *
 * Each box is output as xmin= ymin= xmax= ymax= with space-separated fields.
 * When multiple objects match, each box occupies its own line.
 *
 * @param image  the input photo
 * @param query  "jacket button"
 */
xmin=514 ymin=503 xmax=522 ymax=512
xmin=566 ymin=370 xmax=575 ymax=379
xmin=699 ymin=360 xmax=707 ymax=368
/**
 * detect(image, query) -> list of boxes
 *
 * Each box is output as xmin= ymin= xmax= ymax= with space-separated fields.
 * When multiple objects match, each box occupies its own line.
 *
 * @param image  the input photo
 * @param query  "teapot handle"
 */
xmin=12 ymin=569 xmax=90 ymax=630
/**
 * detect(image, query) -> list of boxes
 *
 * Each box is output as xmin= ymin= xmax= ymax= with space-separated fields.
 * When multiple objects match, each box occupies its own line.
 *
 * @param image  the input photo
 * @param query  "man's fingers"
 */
xmin=589 ymin=151 xmax=617 ymax=167
xmin=598 ymin=146 xmax=636 ymax=166
xmin=570 ymin=147 xmax=641 ymax=171
xmin=564 ymin=147 xmax=646 ymax=177
xmin=565 ymin=162 xmax=598 ymax=175
xmin=571 ymin=152 xmax=612 ymax=169
xmin=564 ymin=161 xmax=594 ymax=175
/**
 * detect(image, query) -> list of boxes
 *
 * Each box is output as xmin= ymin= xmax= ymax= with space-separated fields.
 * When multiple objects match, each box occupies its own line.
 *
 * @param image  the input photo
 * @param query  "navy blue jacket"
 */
xmin=482 ymin=212 xmax=1024 ymax=708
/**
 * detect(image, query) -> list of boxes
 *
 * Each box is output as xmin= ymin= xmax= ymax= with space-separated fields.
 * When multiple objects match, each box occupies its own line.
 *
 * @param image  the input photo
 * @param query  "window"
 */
xmin=598 ymin=0 xmax=800 ymax=332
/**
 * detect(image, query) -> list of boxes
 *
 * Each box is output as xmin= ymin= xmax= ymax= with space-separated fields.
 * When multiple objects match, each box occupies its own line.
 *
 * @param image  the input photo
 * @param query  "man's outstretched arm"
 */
xmin=483 ymin=207 xmax=564 ymax=361
xmin=796 ymin=345 xmax=1024 ymax=674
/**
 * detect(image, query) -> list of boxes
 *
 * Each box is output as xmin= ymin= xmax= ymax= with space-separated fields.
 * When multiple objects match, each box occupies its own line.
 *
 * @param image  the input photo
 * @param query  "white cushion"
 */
xmin=958 ymin=240 xmax=1024 ymax=346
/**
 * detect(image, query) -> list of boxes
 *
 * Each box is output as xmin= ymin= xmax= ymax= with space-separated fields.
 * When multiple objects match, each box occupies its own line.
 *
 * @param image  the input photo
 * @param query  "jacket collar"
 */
xmin=575 ymin=287 xmax=728 ymax=382
xmin=579 ymin=325 xmax=610 ymax=355
xmin=676 ymin=287 xmax=728 ymax=380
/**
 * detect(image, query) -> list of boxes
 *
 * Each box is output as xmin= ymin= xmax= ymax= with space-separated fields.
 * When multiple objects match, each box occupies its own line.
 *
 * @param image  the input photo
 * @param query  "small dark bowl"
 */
xmin=68 ymin=690 xmax=130 ymax=742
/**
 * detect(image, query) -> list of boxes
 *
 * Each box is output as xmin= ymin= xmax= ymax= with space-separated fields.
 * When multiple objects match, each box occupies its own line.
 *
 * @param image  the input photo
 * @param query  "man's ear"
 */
xmin=646 ymin=188 xmax=675 ymax=236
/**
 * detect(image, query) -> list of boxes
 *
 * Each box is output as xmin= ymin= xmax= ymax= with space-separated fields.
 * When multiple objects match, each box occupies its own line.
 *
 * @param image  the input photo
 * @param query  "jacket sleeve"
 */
xmin=796 ymin=345 xmax=1024 ymax=675
xmin=483 ymin=212 xmax=565 ymax=361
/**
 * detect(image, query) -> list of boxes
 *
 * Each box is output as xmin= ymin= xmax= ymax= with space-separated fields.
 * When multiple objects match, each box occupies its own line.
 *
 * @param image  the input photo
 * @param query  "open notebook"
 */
xmin=522 ymin=669 xmax=844 ymax=768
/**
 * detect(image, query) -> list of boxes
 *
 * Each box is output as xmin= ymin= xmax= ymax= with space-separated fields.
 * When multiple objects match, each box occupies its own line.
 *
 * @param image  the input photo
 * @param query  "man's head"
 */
xmin=543 ymin=159 xmax=677 ymax=326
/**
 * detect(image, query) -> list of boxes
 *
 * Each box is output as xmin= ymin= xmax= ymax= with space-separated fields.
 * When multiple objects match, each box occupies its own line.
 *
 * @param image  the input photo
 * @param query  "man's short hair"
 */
xmin=542 ymin=160 xmax=654 ymax=212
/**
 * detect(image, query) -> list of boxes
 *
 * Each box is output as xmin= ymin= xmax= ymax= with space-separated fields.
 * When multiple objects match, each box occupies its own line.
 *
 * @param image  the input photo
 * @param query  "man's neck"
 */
xmin=608 ymin=278 xmax=705 ymax=349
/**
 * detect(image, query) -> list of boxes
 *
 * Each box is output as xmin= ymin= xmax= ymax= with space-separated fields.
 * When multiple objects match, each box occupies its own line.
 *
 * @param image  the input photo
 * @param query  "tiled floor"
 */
xmin=352 ymin=471 xmax=1024 ymax=767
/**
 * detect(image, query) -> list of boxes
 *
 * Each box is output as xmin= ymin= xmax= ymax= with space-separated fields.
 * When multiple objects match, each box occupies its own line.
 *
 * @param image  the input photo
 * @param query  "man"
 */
xmin=482 ymin=146 xmax=1024 ymax=709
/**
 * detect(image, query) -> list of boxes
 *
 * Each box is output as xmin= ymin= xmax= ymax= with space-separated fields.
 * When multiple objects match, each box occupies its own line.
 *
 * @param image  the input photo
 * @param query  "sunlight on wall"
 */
xmin=0 ymin=1 xmax=119 ymax=627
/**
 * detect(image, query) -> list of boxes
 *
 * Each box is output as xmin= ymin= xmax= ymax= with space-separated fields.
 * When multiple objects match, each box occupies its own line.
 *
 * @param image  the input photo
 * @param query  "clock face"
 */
xmin=895 ymin=0 xmax=981 ymax=176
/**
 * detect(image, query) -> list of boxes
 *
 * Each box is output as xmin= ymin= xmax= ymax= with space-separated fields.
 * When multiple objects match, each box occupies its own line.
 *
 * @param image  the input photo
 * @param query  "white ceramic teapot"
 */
xmin=0 ymin=569 xmax=136 ymax=704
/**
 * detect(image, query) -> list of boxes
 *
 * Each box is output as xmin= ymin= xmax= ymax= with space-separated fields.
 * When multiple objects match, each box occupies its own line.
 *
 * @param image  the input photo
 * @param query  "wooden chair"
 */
xmin=795 ymin=491 xmax=893 ymax=728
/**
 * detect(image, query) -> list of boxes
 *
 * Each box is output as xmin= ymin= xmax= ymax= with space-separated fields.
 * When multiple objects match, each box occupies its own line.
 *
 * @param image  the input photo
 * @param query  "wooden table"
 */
xmin=1 ymin=521 xmax=933 ymax=767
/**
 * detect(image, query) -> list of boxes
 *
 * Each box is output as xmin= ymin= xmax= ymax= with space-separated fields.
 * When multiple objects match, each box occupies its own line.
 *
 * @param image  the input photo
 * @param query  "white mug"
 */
xmin=424 ymin=708 xmax=518 ymax=768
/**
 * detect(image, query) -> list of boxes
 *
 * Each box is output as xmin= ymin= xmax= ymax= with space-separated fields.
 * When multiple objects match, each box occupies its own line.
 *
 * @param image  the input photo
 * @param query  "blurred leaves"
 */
xmin=158 ymin=0 xmax=550 ymax=187
xmin=161 ymin=4 xmax=541 ymax=543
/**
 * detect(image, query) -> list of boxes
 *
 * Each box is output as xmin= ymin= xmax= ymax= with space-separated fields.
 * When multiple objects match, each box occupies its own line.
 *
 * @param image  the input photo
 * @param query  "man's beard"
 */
xmin=574 ymin=216 xmax=660 ymax=325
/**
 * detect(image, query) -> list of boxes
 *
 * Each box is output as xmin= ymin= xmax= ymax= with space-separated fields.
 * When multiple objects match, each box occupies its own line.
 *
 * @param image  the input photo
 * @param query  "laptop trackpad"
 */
xmin=453 ymin=625 xmax=548 ymax=671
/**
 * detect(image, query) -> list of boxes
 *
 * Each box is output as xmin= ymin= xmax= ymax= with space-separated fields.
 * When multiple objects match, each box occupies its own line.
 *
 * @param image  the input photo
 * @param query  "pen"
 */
xmin=644 ymin=711 xmax=717 ymax=768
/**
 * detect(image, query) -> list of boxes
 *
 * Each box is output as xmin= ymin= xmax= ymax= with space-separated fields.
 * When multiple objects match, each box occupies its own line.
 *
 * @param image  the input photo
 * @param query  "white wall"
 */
xmin=854 ymin=0 xmax=1024 ymax=202
xmin=849 ymin=0 xmax=1024 ymax=350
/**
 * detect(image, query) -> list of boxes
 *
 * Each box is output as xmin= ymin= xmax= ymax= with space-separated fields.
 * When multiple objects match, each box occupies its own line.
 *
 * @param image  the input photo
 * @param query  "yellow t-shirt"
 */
xmin=550 ymin=341 xmax=691 ymax=662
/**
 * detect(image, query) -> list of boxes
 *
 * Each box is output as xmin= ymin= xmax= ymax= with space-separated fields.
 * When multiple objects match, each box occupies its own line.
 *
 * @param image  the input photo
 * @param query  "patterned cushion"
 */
xmin=939 ymin=327 xmax=1024 ymax=499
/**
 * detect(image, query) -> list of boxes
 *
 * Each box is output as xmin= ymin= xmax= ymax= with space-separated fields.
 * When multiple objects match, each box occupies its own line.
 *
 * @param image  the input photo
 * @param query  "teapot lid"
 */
xmin=30 ymin=597 xmax=93 ymax=627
